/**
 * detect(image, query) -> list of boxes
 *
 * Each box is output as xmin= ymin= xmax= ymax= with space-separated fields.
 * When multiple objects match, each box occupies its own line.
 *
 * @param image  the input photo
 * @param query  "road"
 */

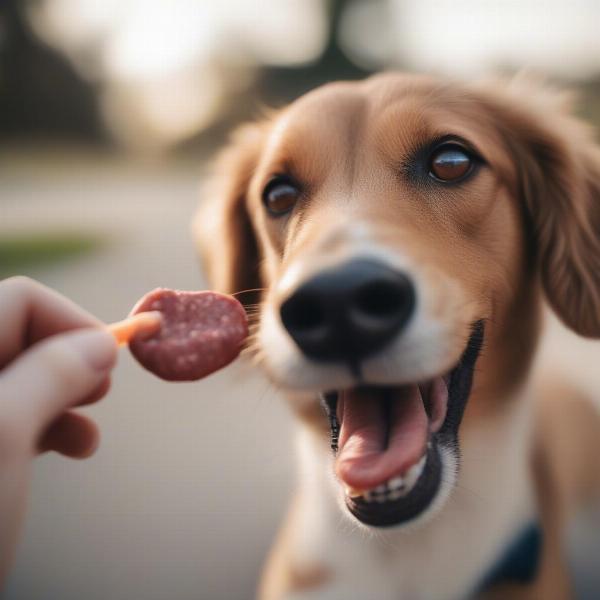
xmin=1 ymin=147 xmax=293 ymax=600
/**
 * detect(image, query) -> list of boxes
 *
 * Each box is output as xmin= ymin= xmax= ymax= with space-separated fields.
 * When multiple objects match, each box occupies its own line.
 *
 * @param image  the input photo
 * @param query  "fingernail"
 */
xmin=68 ymin=329 xmax=118 ymax=372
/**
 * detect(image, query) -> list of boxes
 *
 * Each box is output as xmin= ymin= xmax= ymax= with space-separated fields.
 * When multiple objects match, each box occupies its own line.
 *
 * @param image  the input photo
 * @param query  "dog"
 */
xmin=194 ymin=72 xmax=600 ymax=599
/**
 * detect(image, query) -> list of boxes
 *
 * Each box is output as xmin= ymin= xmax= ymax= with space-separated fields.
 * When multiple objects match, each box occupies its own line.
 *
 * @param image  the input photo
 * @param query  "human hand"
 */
xmin=0 ymin=277 xmax=118 ymax=584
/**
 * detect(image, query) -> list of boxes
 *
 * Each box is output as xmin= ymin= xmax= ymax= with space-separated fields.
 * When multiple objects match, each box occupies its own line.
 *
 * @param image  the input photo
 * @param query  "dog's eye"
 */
xmin=429 ymin=144 xmax=473 ymax=182
xmin=262 ymin=177 xmax=300 ymax=216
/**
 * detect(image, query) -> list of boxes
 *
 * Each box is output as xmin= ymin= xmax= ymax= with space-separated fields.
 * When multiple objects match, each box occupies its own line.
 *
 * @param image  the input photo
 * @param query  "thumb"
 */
xmin=0 ymin=328 xmax=117 ymax=438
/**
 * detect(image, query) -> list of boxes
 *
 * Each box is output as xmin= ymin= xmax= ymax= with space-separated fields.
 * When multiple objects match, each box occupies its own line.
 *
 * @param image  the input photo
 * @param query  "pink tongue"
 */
xmin=335 ymin=386 xmax=429 ymax=490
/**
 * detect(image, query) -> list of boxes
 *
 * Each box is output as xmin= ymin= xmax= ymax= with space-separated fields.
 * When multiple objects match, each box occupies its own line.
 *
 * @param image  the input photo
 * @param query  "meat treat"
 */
xmin=126 ymin=288 xmax=248 ymax=381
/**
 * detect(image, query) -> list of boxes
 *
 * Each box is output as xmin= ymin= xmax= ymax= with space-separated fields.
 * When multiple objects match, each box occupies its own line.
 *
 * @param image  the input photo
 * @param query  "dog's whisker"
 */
xmin=230 ymin=288 xmax=267 ymax=298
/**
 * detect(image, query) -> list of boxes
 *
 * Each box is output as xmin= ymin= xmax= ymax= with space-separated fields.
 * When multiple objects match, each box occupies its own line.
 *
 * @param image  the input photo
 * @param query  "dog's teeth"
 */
xmin=388 ymin=476 xmax=405 ymax=491
xmin=346 ymin=453 xmax=429 ymax=504
xmin=388 ymin=489 xmax=404 ymax=501
xmin=404 ymin=454 xmax=428 ymax=491
xmin=345 ymin=486 xmax=364 ymax=498
xmin=415 ymin=454 xmax=427 ymax=477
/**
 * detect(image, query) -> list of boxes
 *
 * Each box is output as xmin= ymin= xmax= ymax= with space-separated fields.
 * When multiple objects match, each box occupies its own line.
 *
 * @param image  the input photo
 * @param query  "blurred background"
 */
xmin=2 ymin=0 xmax=600 ymax=598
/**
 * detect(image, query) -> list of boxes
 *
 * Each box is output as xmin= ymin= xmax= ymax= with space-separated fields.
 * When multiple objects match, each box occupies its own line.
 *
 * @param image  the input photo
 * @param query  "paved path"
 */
xmin=1 ymin=149 xmax=293 ymax=600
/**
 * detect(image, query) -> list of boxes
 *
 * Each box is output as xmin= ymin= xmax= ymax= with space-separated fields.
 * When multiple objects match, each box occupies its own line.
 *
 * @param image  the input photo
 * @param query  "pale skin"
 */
xmin=0 ymin=276 xmax=119 ymax=584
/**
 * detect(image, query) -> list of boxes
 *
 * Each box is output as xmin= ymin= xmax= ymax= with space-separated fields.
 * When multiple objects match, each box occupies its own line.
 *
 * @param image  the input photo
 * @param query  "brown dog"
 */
xmin=195 ymin=73 xmax=600 ymax=599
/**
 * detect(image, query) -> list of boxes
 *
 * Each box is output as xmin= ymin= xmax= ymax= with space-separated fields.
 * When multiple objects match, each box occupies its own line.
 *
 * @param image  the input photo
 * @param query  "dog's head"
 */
xmin=195 ymin=73 xmax=600 ymax=528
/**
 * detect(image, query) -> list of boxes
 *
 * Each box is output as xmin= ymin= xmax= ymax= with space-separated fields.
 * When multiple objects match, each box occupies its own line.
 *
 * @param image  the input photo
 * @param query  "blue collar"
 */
xmin=479 ymin=522 xmax=543 ymax=592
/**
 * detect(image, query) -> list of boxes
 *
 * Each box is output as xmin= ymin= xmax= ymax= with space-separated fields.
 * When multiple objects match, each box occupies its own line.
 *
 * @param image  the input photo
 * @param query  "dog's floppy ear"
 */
xmin=484 ymin=78 xmax=600 ymax=337
xmin=193 ymin=122 xmax=266 ymax=304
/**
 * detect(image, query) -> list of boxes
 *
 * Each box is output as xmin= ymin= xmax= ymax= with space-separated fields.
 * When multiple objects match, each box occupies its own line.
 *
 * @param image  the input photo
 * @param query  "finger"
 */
xmin=0 ymin=276 xmax=103 ymax=369
xmin=38 ymin=411 xmax=100 ymax=459
xmin=78 ymin=376 xmax=112 ymax=407
xmin=35 ymin=376 xmax=110 ymax=457
xmin=0 ymin=328 xmax=117 ymax=438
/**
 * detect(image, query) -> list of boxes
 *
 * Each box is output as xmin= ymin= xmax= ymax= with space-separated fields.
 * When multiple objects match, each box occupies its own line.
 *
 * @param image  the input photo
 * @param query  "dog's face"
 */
xmin=196 ymin=73 xmax=600 ymax=528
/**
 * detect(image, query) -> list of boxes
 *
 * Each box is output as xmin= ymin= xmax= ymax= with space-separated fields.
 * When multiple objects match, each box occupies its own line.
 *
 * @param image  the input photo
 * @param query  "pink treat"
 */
xmin=129 ymin=288 xmax=248 ymax=381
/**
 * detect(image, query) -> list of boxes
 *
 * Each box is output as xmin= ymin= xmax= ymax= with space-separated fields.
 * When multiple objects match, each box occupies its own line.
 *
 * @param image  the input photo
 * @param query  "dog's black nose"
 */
xmin=280 ymin=259 xmax=415 ymax=364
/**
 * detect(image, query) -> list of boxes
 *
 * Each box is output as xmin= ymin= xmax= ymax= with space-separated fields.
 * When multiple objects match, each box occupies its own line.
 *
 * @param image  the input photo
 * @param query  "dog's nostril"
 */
xmin=354 ymin=281 xmax=405 ymax=320
xmin=280 ymin=293 xmax=325 ymax=333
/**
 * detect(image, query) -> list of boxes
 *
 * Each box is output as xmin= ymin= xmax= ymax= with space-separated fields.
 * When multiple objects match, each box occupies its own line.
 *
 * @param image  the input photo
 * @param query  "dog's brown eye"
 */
xmin=429 ymin=145 xmax=472 ymax=182
xmin=263 ymin=177 xmax=300 ymax=216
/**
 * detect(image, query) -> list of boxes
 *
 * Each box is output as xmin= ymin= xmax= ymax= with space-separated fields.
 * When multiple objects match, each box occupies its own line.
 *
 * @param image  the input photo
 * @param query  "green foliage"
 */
xmin=0 ymin=233 xmax=103 ymax=277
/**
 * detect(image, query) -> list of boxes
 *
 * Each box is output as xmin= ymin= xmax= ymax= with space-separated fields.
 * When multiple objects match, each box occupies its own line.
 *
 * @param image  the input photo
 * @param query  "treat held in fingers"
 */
xmin=128 ymin=288 xmax=248 ymax=381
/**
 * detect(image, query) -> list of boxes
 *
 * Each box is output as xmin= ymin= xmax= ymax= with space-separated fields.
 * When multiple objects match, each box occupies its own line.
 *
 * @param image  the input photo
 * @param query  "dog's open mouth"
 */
xmin=321 ymin=321 xmax=484 ymax=527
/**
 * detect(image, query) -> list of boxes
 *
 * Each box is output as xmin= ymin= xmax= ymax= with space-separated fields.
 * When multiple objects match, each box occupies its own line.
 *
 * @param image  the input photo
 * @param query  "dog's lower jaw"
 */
xmin=343 ymin=440 xmax=458 ymax=530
